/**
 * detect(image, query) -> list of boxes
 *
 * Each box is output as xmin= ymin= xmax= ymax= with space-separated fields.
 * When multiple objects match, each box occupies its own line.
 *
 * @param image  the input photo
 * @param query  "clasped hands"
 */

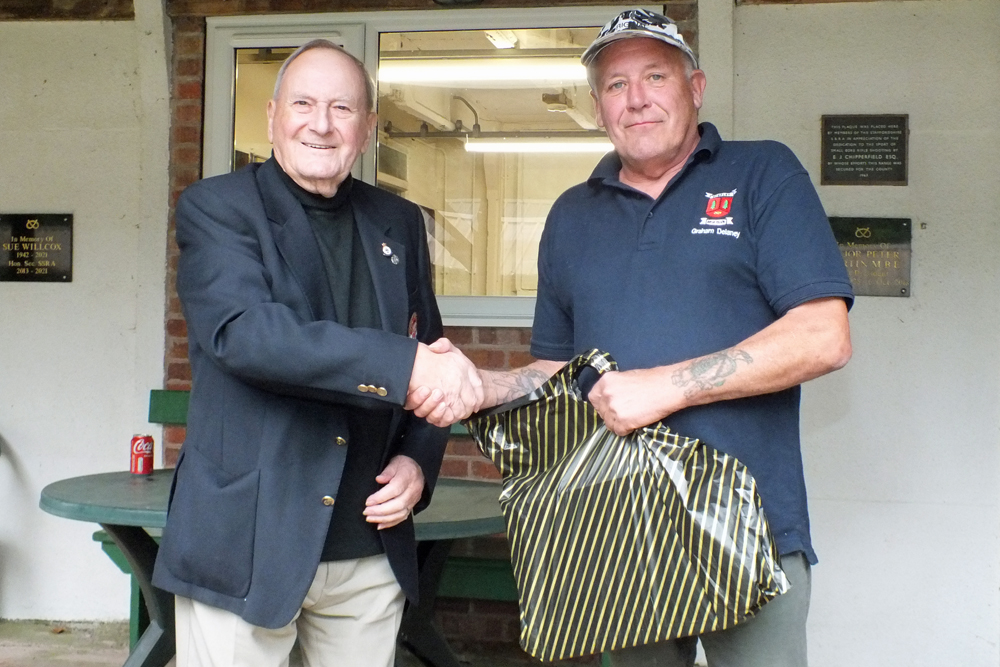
xmin=406 ymin=340 xmax=677 ymax=433
xmin=406 ymin=338 xmax=483 ymax=427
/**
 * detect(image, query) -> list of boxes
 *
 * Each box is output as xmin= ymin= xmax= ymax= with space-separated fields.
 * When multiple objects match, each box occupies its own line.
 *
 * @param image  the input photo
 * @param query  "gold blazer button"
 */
xmin=335 ymin=437 xmax=347 ymax=446
xmin=376 ymin=387 xmax=388 ymax=397
xmin=358 ymin=384 xmax=369 ymax=393
xmin=322 ymin=496 xmax=335 ymax=506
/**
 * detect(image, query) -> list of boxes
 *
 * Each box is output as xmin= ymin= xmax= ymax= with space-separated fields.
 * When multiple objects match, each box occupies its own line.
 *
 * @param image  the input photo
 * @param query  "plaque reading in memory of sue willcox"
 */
xmin=821 ymin=115 xmax=908 ymax=185
xmin=0 ymin=214 xmax=73 ymax=282
xmin=829 ymin=217 xmax=910 ymax=297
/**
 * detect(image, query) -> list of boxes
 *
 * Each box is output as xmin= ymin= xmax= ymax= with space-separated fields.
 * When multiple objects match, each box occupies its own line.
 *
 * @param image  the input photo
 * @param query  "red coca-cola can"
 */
xmin=130 ymin=434 xmax=154 ymax=475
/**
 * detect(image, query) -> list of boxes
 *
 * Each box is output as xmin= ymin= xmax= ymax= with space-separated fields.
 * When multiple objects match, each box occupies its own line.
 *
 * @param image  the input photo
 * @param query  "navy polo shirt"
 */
xmin=531 ymin=123 xmax=853 ymax=563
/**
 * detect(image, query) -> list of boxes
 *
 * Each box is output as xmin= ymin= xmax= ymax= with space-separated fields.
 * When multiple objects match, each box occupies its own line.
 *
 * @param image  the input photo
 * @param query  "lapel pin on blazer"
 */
xmin=382 ymin=242 xmax=400 ymax=264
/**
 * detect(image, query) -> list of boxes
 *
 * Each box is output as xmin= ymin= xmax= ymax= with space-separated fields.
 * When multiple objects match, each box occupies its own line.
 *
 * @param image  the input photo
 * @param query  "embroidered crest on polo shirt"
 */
xmin=705 ymin=189 xmax=736 ymax=219
xmin=692 ymin=189 xmax=740 ymax=239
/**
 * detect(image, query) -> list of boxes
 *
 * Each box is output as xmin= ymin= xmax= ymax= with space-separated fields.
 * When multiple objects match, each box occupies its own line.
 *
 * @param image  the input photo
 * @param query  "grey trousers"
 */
xmin=608 ymin=552 xmax=811 ymax=667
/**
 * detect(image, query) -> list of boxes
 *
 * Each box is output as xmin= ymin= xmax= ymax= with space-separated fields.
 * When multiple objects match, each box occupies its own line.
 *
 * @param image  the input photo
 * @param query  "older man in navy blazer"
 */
xmin=152 ymin=40 xmax=481 ymax=667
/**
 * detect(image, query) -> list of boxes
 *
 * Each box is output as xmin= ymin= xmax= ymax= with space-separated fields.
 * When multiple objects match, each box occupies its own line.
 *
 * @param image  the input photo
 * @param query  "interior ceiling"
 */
xmin=379 ymin=28 xmax=595 ymax=54
xmin=379 ymin=27 xmax=601 ymax=132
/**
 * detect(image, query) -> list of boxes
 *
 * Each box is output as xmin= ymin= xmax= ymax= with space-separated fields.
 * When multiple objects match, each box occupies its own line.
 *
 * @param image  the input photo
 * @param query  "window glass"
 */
xmin=218 ymin=11 xmax=628 ymax=323
xmin=376 ymin=28 xmax=606 ymax=297
xmin=233 ymin=48 xmax=295 ymax=168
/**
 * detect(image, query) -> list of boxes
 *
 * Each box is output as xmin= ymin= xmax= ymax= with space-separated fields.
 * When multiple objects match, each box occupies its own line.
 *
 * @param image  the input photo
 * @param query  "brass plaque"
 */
xmin=821 ymin=115 xmax=908 ymax=185
xmin=830 ymin=217 xmax=910 ymax=297
xmin=0 ymin=214 xmax=73 ymax=282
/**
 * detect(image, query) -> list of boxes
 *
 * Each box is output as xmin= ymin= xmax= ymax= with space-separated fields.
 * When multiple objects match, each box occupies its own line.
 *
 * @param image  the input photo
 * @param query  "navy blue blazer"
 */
xmin=152 ymin=159 xmax=448 ymax=629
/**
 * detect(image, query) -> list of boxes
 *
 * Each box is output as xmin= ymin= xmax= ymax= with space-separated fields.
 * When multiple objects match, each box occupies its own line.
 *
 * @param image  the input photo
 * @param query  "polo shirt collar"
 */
xmin=588 ymin=122 xmax=722 ymax=188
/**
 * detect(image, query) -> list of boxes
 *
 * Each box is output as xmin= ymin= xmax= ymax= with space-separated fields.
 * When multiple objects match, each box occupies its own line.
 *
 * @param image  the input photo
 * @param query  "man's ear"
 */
xmin=266 ymin=99 xmax=276 ymax=143
xmin=591 ymin=89 xmax=605 ymax=129
xmin=690 ymin=70 xmax=707 ymax=111
xmin=360 ymin=111 xmax=378 ymax=153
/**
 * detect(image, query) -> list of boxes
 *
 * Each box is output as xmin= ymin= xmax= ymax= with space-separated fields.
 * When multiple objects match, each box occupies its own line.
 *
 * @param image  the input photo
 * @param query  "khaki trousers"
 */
xmin=175 ymin=555 xmax=405 ymax=667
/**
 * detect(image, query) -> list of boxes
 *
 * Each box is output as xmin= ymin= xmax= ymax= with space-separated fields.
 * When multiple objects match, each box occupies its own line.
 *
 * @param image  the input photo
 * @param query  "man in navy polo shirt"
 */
xmin=412 ymin=8 xmax=853 ymax=667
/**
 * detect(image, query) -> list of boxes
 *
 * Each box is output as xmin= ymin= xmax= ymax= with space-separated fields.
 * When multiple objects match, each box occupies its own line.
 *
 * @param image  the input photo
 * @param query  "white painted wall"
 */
xmin=0 ymin=4 xmax=170 ymax=621
xmin=699 ymin=0 xmax=1000 ymax=665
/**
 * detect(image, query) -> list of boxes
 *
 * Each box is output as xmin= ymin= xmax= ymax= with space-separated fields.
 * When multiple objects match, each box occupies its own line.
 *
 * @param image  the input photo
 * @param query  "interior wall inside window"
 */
xmin=376 ymin=27 xmax=606 ymax=297
xmin=234 ymin=47 xmax=294 ymax=167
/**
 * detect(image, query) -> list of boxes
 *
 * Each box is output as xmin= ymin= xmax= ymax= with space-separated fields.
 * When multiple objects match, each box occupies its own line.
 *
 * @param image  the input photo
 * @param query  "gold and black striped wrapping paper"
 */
xmin=465 ymin=350 xmax=790 ymax=662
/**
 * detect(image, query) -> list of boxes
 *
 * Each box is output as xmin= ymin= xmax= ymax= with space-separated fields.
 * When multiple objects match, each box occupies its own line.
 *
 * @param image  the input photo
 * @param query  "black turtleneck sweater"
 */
xmin=275 ymin=166 xmax=391 ymax=562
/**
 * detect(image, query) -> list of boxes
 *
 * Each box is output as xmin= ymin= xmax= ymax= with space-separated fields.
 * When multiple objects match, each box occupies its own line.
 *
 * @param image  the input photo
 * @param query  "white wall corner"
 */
xmin=133 ymin=0 xmax=171 ymax=444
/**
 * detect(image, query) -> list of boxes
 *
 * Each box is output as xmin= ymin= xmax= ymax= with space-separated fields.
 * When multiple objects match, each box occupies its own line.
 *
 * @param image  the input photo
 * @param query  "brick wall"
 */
xmin=163 ymin=15 xmax=205 ymax=466
xmin=438 ymin=326 xmax=534 ymax=480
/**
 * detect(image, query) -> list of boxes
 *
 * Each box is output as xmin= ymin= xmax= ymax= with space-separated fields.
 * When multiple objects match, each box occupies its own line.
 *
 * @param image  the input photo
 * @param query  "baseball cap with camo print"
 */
xmin=581 ymin=8 xmax=698 ymax=69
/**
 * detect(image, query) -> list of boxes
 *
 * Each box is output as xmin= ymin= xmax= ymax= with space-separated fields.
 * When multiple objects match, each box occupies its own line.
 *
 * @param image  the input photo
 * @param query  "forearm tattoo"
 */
xmin=672 ymin=350 xmax=753 ymax=398
xmin=488 ymin=367 xmax=553 ymax=404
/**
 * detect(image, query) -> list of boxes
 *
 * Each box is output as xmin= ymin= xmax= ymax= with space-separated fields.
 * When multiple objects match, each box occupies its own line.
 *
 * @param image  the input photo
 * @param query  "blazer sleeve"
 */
xmin=175 ymin=174 xmax=419 ymax=410
xmin=388 ymin=195 xmax=448 ymax=511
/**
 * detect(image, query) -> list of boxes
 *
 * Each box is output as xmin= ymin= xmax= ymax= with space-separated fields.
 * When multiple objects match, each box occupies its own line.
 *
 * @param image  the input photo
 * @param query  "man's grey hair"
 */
xmin=586 ymin=40 xmax=696 ymax=94
xmin=272 ymin=39 xmax=377 ymax=113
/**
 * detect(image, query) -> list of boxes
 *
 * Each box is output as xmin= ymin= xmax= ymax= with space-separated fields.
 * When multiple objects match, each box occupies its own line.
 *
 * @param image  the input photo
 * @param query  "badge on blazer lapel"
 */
xmin=408 ymin=312 xmax=418 ymax=339
xmin=383 ymin=243 xmax=400 ymax=265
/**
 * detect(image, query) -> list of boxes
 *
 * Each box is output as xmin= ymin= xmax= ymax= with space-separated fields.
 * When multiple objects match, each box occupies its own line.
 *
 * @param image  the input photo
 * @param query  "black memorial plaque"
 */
xmin=821 ymin=115 xmax=908 ymax=185
xmin=830 ymin=217 xmax=910 ymax=297
xmin=0 ymin=214 xmax=73 ymax=282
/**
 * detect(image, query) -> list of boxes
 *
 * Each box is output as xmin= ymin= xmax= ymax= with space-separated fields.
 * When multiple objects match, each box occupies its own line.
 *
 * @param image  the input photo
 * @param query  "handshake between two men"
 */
xmin=404 ymin=337 xmax=682 ymax=436
xmin=405 ymin=338 xmax=489 ymax=427
xmin=405 ymin=338 xmax=563 ymax=428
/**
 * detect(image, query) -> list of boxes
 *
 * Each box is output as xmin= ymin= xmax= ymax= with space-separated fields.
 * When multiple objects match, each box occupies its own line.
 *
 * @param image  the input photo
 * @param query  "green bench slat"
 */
xmin=436 ymin=556 xmax=518 ymax=601
xmin=148 ymin=390 xmax=190 ymax=425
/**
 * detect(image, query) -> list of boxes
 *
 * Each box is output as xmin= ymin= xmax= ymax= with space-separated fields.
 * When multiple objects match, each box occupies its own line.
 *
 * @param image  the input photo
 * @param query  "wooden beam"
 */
xmin=166 ymin=0 xmax=696 ymax=18
xmin=0 ymin=0 xmax=134 ymax=20
xmin=738 ymin=0 xmax=888 ymax=5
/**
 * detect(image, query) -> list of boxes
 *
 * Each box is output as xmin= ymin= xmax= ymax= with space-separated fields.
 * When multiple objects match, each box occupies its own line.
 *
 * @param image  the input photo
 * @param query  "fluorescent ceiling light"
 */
xmin=379 ymin=58 xmax=586 ymax=85
xmin=485 ymin=30 xmax=519 ymax=49
xmin=465 ymin=139 xmax=613 ymax=154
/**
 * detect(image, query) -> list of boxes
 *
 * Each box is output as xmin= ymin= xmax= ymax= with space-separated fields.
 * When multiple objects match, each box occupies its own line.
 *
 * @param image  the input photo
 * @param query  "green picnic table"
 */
xmin=40 ymin=470 xmax=507 ymax=667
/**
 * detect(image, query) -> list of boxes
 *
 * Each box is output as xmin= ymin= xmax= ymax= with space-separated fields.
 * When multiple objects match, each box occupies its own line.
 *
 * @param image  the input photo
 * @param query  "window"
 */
xmin=205 ymin=7 xmax=654 ymax=325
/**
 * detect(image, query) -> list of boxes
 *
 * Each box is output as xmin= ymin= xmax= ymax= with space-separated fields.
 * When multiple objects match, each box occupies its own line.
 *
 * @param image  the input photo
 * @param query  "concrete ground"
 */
xmin=0 ymin=620 xmax=579 ymax=667
xmin=0 ymin=620 xmax=131 ymax=667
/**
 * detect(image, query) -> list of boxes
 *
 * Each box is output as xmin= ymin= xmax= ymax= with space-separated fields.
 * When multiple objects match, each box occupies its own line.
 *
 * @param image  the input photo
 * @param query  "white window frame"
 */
xmin=204 ymin=5 xmax=659 ymax=327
